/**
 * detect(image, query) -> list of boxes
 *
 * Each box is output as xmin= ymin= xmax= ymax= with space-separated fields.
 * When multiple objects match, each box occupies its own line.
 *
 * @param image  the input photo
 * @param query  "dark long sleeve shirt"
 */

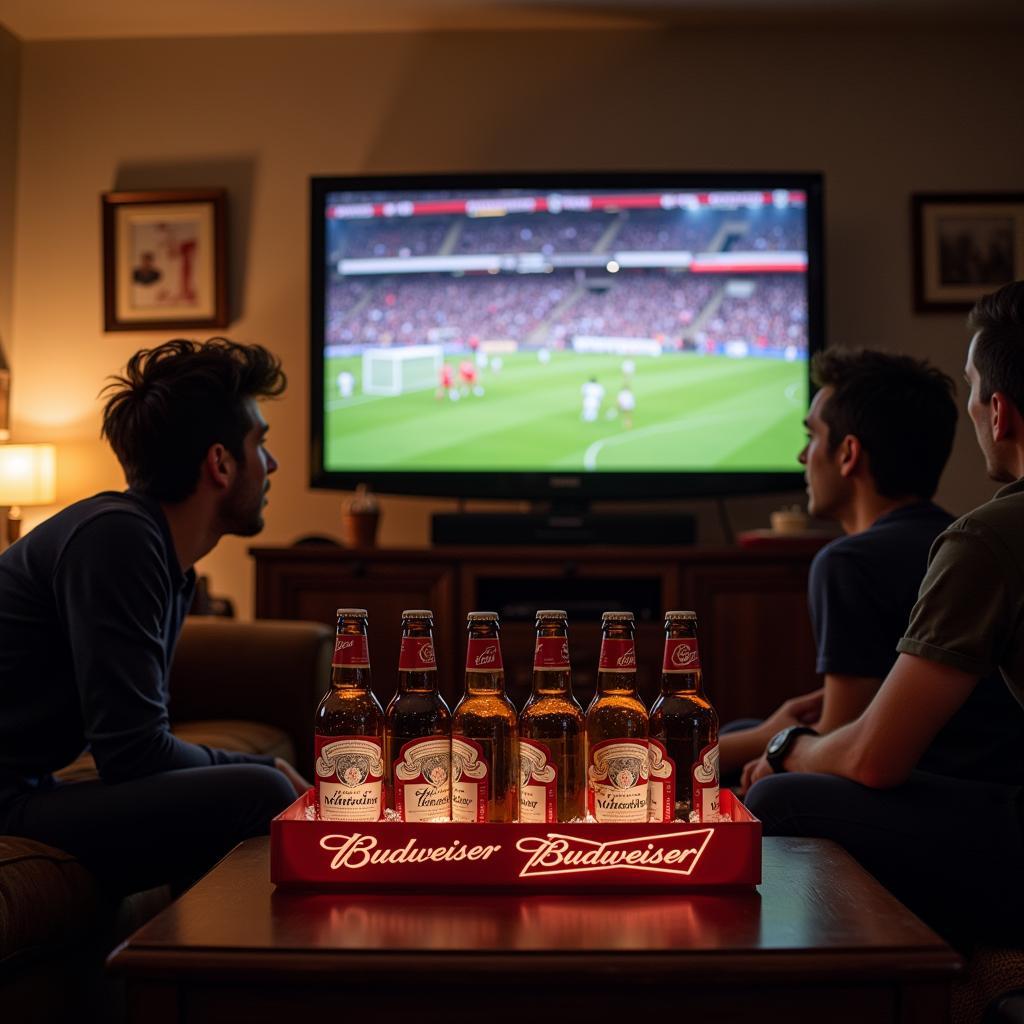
xmin=0 ymin=490 xmax=272 ymax=790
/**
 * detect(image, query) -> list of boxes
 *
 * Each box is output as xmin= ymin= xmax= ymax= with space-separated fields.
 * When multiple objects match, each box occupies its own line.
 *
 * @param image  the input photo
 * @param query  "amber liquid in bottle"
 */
xmin=585 ymin=611 xmax=650 ymax=823
xmin=314 ymin=608 xmax=385 ymax=821
xmin=649 ymin=610 xmax=720 ymax=822
xmin=519 ymin=610 xmax=586 ymax=822
xmin=451 ymin=612 xmax=518 ymax=822
xmin=385 ymin=609 xmax=452 ymax=821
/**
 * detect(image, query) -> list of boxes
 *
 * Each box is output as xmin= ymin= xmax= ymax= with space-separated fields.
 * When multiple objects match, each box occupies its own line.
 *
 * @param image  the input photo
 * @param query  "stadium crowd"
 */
xmin=545 ymin=274 xmax=719 ymax=347
xmin=698 ymin=277 xmax=808 ymax=353
xmin=326 ymin=268 xmax=808 ymax=353
xmin=327 ymin=206 xmax=808 ymax=260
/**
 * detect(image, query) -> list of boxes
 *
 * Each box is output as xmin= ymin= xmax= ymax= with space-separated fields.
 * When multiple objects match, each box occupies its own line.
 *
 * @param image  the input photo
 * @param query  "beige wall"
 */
xmin=9 ymin=27 xmax=1024 ymax=617
xmin=0 ymin=24 xmax=18 ymax=406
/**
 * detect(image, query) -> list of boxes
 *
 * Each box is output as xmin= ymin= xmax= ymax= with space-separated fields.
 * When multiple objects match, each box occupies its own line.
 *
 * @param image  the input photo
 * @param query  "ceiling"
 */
xmin=1 ymin=0 xmax=1022 ymax=40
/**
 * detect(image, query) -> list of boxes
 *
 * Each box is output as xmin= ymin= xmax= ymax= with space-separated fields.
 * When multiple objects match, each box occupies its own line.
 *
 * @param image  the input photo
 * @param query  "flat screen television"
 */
xmin=310 ymin=172 xmax=824 ymax=503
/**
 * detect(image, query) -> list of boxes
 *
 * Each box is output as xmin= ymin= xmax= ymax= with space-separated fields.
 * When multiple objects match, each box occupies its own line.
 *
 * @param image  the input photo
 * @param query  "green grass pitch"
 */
xmin=324 ymin=351 xmax=806 ymax=473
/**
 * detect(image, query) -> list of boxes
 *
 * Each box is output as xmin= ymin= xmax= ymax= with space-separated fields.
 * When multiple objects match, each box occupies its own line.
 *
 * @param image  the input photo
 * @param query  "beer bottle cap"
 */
xmin=536 ymin=609 xmax=567 ymax=620
xmin=467 ymin=611 xmax=499 ymax=622
xmin=335 ymin=607 xmax=369 ymax=618
xmin=401 ymin=609 xmax=434 ymax=619
xmin=664 ymin=610 xmax=697 ymax=621
xmin=601 ymin=611 xmax=635 ymax=622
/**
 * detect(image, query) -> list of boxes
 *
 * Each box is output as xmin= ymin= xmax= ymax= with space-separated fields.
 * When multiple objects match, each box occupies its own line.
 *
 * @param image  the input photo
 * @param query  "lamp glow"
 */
xmin=0 ymin=444 xmax=57 ymax=545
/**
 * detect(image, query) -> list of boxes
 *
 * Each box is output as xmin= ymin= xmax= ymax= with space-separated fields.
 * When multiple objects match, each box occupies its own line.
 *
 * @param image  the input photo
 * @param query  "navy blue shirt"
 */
xmin=810 ymin=501 xmax=1024 ymax=782
xmin=0 ymin=490 xmax=272 ymax=789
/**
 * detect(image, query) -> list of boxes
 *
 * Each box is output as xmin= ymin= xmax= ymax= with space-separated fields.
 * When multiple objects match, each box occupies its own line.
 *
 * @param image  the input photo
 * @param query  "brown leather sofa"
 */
xmin=0 ymin=617 xmax=332 ymax=1022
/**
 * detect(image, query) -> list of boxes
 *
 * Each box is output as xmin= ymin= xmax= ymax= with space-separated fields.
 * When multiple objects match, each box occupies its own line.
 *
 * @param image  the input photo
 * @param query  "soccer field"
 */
xmin=324 ymin=351 xmax=806 ymax=473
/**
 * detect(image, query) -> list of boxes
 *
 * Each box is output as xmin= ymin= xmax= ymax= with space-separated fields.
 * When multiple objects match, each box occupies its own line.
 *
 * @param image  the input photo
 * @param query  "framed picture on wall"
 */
xmin=912 ymin=192 xmax=1024 ymax=313
xmin=101 ymin=189 xmax=228 ymax=331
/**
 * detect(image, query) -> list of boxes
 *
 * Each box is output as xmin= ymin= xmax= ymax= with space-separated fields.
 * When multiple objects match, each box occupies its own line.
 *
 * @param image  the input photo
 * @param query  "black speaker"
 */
xmin=431 ymin=512 xmax=695 ymax=546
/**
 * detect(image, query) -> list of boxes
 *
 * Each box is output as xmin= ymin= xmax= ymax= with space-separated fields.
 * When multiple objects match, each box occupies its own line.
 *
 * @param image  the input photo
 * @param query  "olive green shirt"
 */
xmin=898 ymin=476 xmax=1024 ymax=707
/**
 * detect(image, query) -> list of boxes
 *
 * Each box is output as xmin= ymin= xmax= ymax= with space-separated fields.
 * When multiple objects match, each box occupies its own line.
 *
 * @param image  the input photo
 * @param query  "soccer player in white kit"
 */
xmin=581 ymin=378 xmax=604 ymax=422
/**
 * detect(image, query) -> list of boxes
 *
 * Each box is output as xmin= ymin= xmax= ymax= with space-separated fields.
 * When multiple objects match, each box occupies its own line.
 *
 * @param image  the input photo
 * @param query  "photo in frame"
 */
xmin=102 ymin=189 xmax=228 ymax=331
xmin=912 ymin=193 xmax=1024 ymax=312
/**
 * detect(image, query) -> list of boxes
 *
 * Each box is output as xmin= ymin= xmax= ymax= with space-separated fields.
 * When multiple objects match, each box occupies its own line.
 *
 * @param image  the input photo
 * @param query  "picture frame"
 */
xmin=912 ymin=192 xmax=1024 ymax=313
xmin=101 ymin=189 xmax=228 ymax=331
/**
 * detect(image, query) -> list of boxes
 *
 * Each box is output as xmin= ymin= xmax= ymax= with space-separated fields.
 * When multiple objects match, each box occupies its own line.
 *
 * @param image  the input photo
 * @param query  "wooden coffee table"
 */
xmin=108 ymin=836 xmax=960 ymax=1023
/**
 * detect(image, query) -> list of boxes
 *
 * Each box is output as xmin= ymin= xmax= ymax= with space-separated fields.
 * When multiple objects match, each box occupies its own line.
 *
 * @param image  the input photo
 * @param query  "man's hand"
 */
xmin=719 ymin=687 xmax=825 ymax=776
xmin=760 ymin=687 xmax=824 ymax=735
xmin=739 ymin=754 xmax=773 ymax=794
xmin=274 ymin=757 xmax=311 ymax=798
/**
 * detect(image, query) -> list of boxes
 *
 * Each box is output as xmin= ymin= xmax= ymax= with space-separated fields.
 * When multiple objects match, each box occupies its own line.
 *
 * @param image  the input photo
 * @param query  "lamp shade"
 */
xmin=0 ymin=444 xmax=57 ymax=506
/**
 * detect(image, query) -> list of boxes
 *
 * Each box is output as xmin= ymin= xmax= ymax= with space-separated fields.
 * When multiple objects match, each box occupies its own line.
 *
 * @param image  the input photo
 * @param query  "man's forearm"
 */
xmin=779 ymin=723 xmax=872 ymax=782
xmin=779 ymin=654 xmax=980 ymax=788
xmin=719 ymin=725 xmax=773 ymax=774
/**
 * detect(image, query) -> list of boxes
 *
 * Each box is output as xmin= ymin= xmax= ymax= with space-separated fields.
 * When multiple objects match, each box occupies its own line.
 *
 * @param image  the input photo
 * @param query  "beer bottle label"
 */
xmin=692 ymin=742 xmax=720 ymax=822
xmin=398 ymin=636 xmax=437 ymax=672
xmin=451 ymin=736 xmax=490 ymax=821
xmin=332 ymin=635 xmax=370 ymax=669
xmin=519 ymin=739 xmax=557 ymax=823
xmin=587 ymin=738 xmax=650 ymax=823
xmin=393 ymin=737 xmax=451 ymax=822
xmin=533 ymin=636 xmax=570 ymax=671
xmin=465 ymin=637 xmax=504 ymax=673
xmin=662 ymin=637 xmax=701 ymax=673
xmin=314 ymin=734 xmax=383 ymax=821
xmin=647 ymin=738 xmax=677 ymax=823
xmin=598 ymin=638 xmax=637 ymax=673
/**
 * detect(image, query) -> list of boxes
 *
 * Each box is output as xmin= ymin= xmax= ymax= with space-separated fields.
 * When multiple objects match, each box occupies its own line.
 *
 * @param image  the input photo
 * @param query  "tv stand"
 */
xmin=251 ymin=543 xmax=820 ymax=723
xmin=431 ymin=509 xmax=696 ymax=546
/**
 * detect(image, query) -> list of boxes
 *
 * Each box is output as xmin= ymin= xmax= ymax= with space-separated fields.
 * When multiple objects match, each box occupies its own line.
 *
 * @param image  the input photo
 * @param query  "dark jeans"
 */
xmin=0 ymin=764 xmax=296 ymax=895
xmin=745 ymin=769 xmax=1024 ymax=948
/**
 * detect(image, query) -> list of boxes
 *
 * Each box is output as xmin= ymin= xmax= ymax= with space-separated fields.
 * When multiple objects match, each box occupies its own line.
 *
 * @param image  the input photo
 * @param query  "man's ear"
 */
xmin=836 ymin=434 xmax=862 ymax=478
xmin=204 ymin=443 xmax=235 ymax=491
xmin=990 ymin=391 xmax=1019 ymax=442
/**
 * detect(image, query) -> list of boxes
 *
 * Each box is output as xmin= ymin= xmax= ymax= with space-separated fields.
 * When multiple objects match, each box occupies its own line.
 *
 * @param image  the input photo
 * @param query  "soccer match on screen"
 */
xmin=319 ymin=186 xmax=810 ymax=474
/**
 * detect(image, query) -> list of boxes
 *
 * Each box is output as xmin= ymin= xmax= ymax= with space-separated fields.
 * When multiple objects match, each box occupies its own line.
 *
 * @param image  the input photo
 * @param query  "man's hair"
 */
xmin=811 ymin=348 xmax=957 ymax=500
xmin=101 ymin=338 xmax=286 ymax=502
xmin=967 ymin=280 xmax=1024 ymax=412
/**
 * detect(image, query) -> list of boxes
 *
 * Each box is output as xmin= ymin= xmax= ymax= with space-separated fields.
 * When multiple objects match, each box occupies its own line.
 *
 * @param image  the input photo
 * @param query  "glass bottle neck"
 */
xmin=398 ymin=671 xmax=438 ymax=693
xmin=596 ymin=671 xmax=639 ymax=696
xmin=330 ymin=666 xmax=372 ymax=690
xmin=464 ymin=671 xmax=505 ymax=694
xmin=660 ymin=671 xmax=702 ymax=695
xmin=530 ymin=669 xmax=572 ymax=696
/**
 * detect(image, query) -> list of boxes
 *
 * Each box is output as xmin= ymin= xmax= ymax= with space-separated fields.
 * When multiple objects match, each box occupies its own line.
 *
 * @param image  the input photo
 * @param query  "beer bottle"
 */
xmin=314 ymin=608 xmax=385 ymax=821
xmin=519 ymin=610 xmax=586 ymax=822
xmin=385 ymin=609 xmax=452 ymax=822
xmin=585 ymin=611 xmax=650 ymax=823
xmin=649 ymin=611 xmax=720 ymax=822
xmin=451 ymin=612 xmax=518 ymax=822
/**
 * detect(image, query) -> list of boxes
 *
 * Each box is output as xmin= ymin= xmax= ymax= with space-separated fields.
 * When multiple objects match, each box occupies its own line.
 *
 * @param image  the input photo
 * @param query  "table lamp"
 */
xmin=0 ymin=443 xmax=57 ymax=546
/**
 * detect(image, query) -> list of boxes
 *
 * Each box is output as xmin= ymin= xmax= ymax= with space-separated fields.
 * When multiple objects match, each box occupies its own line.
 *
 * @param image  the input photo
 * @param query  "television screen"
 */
xmin=310 ymin=173 xmax=824 ymax=501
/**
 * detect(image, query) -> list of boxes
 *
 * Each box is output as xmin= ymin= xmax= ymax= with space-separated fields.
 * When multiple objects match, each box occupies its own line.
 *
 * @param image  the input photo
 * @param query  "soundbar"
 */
xmin=431 ymin=512 xmax=696 ymax=547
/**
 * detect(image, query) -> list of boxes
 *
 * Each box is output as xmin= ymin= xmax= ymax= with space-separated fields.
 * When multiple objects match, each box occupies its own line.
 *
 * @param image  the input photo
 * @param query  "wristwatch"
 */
xmin=765 ymin=725 xmax=819 ymax=774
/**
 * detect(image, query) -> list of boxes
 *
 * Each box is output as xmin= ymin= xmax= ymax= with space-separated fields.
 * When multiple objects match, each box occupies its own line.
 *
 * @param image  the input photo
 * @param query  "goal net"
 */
xmin=361 ymin=345 xmax=444 ymax=396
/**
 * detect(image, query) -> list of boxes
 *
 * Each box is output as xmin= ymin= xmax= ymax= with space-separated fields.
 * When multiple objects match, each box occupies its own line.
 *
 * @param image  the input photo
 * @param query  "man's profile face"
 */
xmin=964 ymin=332 xmax=1012 ymax=483
xmin=220 ymin=399 xmax=278 ymax=537
xmin=799 ymin=386 xmax=847 ymax=520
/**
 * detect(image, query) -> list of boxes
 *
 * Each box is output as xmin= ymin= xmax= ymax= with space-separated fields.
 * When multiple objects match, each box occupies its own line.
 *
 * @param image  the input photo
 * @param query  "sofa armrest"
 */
xmin=168 ymin=618 xmax=332 ymax=778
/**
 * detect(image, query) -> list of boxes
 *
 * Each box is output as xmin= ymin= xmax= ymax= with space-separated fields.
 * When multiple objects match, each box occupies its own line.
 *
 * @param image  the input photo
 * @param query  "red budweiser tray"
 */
xmin=271 ymin=789 xmax=760 ymax=892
